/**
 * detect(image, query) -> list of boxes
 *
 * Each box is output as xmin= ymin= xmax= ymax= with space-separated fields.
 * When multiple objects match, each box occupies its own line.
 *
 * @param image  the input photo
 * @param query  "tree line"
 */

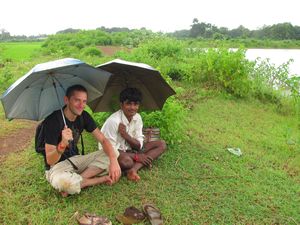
xmin=0 ymin=29 xmax=47 ymax=41
xmin=172 ymin=18 xmax=300 ymax=40
xmin=1 ymin=19 xmax=300 ymax=41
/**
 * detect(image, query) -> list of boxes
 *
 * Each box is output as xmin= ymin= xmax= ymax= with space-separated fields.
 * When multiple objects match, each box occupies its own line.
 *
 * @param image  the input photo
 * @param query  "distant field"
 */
xmin=0 ymin=42 xmax=43 ymax=61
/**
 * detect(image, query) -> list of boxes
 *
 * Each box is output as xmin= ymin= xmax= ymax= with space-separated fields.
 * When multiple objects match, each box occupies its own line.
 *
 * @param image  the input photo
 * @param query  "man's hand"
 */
xmin=135 ymin=153 xmax=153 ymax=167
xmin=61 ymin=126 xmax=73 ymax=146
xmin=108 ymin=158 xmax=121 ymax=184
xmin=118 ymin=123 xmax=127 ymax=138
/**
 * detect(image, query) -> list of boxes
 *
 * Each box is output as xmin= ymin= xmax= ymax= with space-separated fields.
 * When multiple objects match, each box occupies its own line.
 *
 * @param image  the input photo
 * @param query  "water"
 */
xmin=245 ymin=49 xmax=300 ymax=76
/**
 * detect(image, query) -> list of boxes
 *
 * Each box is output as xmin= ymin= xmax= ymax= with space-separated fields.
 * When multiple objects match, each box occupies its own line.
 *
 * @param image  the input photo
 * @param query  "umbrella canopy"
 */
xmin=89 ymin=59 xmax=176 ymax=112
xmin=1 ymin=58 xmax=111 ymax=121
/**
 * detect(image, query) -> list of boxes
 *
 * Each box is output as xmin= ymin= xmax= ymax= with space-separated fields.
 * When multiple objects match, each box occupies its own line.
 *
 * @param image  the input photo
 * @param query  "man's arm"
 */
xmin=45 ymin=126 xmax=72 ymax=166
xmin=118 ymin=123 xmax=141 ymax=150
xmin=92 ymin=128 xmax=121 ymax=183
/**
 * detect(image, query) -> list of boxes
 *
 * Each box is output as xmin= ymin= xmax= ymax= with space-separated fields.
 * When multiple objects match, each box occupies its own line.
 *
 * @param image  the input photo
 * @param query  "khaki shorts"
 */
xmin=45 ymin=151 xmax=110 ymax=195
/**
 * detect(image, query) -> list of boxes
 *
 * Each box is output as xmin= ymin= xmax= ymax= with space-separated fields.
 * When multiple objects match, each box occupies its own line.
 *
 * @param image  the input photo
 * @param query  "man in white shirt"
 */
xmin=99 ymin=88 xmax=166 ymax=181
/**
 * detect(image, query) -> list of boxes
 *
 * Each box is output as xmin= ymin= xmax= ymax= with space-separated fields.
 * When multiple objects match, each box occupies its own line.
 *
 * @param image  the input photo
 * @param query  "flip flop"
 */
xmin=143 ymin=204 xmax=163 ymax=225
xmin=77 ymin=213 xmax=112 ymax=225
xmin=116 ymin=206 xmax=145 ymax=224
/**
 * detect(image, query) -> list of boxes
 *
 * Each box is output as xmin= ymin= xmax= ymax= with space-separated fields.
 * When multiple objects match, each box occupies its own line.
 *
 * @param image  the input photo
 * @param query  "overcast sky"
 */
xmin=1 ymin=0 xmax=299 ymax=36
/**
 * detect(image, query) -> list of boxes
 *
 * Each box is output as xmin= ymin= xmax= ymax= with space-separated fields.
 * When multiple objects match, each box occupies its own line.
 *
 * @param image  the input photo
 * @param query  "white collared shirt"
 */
xmin=98 ymin=110 xmax=144 ymax=152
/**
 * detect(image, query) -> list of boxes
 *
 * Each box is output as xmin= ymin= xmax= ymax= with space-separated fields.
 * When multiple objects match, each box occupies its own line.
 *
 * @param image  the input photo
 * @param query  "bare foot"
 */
xmin=100 ymin=176 xmax=113 ymax=186
xmin=81 ymin=175 xmax=113 ymax=189
xmin=60 ymin=191 xmax=69 ymax=197
xmin=127 ymin=169 xmax=140 ymax=182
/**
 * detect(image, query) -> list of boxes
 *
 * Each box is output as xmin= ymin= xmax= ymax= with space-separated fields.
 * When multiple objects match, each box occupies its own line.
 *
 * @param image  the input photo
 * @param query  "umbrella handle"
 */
xmin=59 ymin=109 xmax=73 ymax=144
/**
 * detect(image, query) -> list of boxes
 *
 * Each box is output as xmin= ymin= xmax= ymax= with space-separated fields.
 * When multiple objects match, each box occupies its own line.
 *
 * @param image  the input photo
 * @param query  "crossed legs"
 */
xmin=80 ymin=166 xmax=112 ymax=188
xmin=117 ymin=140 xmax=166 ymax=181
xmin=47 ymin=151 xmax=113 ymax=197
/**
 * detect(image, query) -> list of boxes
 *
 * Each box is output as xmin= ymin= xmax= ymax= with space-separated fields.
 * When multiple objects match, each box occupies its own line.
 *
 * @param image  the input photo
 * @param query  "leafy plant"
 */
xmin=141 ymin=97 xmax=186 ymax=144
xmin=82 ymin=47 xmax=102 ymax=57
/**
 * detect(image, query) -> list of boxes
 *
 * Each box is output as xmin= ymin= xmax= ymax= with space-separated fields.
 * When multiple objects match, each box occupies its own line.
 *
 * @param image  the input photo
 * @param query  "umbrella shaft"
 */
xmin=52 ymin=78 xmax=67 ymax=127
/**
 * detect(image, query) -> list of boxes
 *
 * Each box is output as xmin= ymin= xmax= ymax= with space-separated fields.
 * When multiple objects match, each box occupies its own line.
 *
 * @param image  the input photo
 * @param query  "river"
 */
xmin=245 ymin=49 xmax=300 ymax=76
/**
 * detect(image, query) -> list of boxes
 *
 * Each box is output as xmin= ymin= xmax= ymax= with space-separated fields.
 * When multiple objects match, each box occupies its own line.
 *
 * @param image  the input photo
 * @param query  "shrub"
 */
xmin=189 ymin=48 xmax=253 ymax=97
xmin=92 ymin=112 xmax=111 ymax=127
xmin=141 ymin=96 xmax=186 ymax=144
xmin=249 ymin=58 xmax=294 ymax=104
xmin=82 ymin=47 xmax=102 ymax=57
xmin=0 ymin=68 xmax=14 ymax=93
xmin=141 ymin=38 xmax=185 ymax=59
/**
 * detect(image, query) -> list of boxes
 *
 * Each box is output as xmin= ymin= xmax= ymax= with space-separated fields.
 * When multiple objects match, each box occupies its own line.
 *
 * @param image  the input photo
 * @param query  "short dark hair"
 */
xmin=66 ymin=85 xmax=88 ymax=98
xmin=119 ymin=88 xmax=142 ymax=103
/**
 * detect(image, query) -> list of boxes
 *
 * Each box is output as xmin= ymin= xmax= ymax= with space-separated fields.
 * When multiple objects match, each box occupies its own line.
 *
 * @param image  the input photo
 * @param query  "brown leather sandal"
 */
xmin=143 ymin=204 xmax=163 ymax=225
xmin=116 ymin=206 xmax=145 ymax=224
xmin=77 ymin=213 xmax=112 ymax=225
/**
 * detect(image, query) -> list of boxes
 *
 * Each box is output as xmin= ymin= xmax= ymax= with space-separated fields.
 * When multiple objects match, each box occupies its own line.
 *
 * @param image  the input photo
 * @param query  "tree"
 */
xmin=0 ymin=29 xmax=11 ymax=40
xmin=228 ymin=25 xmax=250 ymax=38
xmin=56 ymin=28 xmax=80 ymax=34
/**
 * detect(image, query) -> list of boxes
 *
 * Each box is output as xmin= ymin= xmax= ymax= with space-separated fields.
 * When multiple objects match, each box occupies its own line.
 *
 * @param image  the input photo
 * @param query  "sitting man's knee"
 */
xmin=118 ymin=155 xmax=134 ymax=170
xmin=51 ymin=172 xmax=82 ymax=194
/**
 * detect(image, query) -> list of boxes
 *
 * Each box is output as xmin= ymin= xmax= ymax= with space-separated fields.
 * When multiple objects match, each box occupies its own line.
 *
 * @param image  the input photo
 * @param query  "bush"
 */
xmin=82 ymin=47 xmax=102 ymax=57
xmin=92 ymin=112 xmax=111 ymax=127
xmin=0 ymin=68 xmax=14 ymax=93
xmin=189 ymin=48 xmax=253 ymax=97
xmin=41 ymin=30 xmax=112 ymax=56
xmin=141 ymin=38 xmax=185 ymax=59
xmin=141 ymin=96 xmax=186 ymax=144
xmin=249 ymin=58 xmax=294 ymax=104
xmin=157 ymin=57 xmax=193 ymax=81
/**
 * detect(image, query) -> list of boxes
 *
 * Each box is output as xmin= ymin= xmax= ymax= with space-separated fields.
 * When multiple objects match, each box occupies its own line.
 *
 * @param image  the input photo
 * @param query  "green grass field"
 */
xmin=0 ymin=86 xmax=299 ymax=224
xmin=0 ymin=42 xmax=42 ymax=61
xmin=0 ymin=42 xmax=299 ymax=224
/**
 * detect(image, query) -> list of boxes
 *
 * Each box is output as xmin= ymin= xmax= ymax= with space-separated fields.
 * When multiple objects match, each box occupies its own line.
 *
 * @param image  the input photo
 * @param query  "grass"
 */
xmin=0 ymin=41 xmax=46 ymax=135
xmin=0 ymin=42 xmax=42 ymax=61
xmin=0 ymin=104 xmax=34 ymax=137
xmin=0 ymin=88 xmax=299 ymax=224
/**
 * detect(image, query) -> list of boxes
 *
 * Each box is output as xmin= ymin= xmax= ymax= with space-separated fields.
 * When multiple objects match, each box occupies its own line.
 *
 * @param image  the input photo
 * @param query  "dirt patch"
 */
xmin=97 ymin=45 xmax=131 ymax=56
xmin=0 ymin=122 xmax=37 ymax=161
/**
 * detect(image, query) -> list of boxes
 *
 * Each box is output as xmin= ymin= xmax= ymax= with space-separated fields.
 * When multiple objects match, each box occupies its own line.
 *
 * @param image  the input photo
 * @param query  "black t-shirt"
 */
xmin=44 ymin=109 xmax=97 ymax=163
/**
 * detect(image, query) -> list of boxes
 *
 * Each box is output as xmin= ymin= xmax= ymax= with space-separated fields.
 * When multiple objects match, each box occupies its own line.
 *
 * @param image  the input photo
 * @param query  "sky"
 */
xmin=1 ymin=0 xmax=299 ymax=36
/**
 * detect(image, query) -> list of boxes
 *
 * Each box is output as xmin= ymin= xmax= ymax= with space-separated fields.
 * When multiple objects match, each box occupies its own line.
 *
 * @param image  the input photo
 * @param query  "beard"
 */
xmin=69 ymin=107 xmax=82 ymax=116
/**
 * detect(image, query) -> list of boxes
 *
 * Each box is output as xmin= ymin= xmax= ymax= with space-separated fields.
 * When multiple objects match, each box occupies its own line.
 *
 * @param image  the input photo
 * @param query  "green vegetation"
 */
xmin=40 ymin=29 xmax=159 ymax=58
xmin=0 ymin=42 xmax=42 ymax=61
xmin=188 ymin=38 xmax=300 ymax=49
xmin=0 ymin=35 xmax=299 ymax=224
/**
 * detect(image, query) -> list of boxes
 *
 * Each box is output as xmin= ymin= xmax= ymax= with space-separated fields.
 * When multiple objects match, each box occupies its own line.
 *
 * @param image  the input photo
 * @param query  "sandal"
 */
xmin=143 ymin=204 xmax=163 ymax=225
xmin=77 ymin=213 xmax=112 ymax=225
xmin=116 ymin=206 xmax=145 ymax=224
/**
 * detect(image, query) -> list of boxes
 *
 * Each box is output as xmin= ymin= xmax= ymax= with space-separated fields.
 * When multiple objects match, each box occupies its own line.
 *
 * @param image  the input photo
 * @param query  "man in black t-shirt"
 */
xmin=44 ymin=85 xmax=121 ymax=196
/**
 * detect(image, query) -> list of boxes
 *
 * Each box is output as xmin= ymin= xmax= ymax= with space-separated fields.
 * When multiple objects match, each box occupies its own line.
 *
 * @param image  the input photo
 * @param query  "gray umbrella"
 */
xmin=1 ymin=58 xmax=111 ymax=123
xmin=89 ymin=59 xmax=176 ymax=112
